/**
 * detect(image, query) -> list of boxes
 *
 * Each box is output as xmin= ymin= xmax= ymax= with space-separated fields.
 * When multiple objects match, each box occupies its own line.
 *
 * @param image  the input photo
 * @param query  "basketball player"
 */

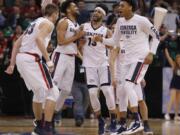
xmin=5 ymin=4 xmax=59 ymax=135
xmin=93 ymin=0 xmax=160 ymax=134
xmin=51 ymin=0 xmax=85 ymax=122
xmin=80 ymin=4 xmax=117 ymax=135
xmin=111 ymin=47 xmax=153 ymax=135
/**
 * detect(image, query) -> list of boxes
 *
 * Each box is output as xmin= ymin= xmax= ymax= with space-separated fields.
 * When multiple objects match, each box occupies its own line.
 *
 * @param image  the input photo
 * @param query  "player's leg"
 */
xmin=135 ymin=84 xmax=153 ymax=134
xmin=37 ymin=61 xmax=60 ymax=134
xmin=71 ymin=81 xmax=84 ymax=127
xmin=53 ymin=54 xmax=75 ymax=112
xmin=43 ymin=85 xmax=59 ymax=134
xmin=16 ymin=55 xmax=46 ymax=134
xmin=165 ymin=89 xmax=176 ymax=120
xmin=174 ymin=90 xmax=180 ymax=121
xmin=123 ymin=62 xmax=145 ymax=134
xmin=112 ymin=64 xmax=129 ymax=135
xmin=86 ymin=67 xmax=104 ymax=135
xmin=99 ymin=66 xmax=116 ymax=133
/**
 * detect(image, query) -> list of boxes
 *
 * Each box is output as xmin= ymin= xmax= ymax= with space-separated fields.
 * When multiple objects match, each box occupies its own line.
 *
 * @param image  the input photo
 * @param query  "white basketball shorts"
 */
xmin=51 ymin=52 xmax=75 ymax=92
xmin=85 ymin=66 xmax=111 ymax=88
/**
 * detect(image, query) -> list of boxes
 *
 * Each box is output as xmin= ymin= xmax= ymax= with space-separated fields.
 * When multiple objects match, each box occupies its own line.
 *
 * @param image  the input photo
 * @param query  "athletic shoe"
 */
xmin=109 ymin=119 xmax=117 ymax=133
xmin=144 ymin=123 xmax=153 ymax=135
xmin=33 ymin=119 xmax=37 ymax=127
xmin=31 ymin=126 xmax=43 ymax=135
xmin=110 ymin=124 xmax=127 ymax=135
xmin=98 ymin=118 xmax=105 ymax=135
xmin=123 ymin=121 xmax=144 ymax=135
xmin=174 ymin=116 xmax=180 ymax=121
xmin=164 ymin=114 xmax=170 ymax=120
xmin=75 ymin=118 xmax=84 ymax=127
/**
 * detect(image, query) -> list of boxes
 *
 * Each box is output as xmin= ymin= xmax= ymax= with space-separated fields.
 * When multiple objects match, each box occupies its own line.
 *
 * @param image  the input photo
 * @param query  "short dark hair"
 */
xmin=61 ymin=0 xmax=75 ymax=14
xmin=95 ymin=3 xmax=109 ymax=15
xmin=121 ymin=0 xmax=137 ymax=11
xmin=112 ymin=3 xmax=119 ymax=9
xmin=44 ymin=3 xmax=59 ymax=16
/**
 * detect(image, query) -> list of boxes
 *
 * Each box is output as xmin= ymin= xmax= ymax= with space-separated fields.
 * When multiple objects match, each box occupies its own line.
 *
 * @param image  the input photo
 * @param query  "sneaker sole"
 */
xmin=123 ymin=126 xmax=144 ymax=135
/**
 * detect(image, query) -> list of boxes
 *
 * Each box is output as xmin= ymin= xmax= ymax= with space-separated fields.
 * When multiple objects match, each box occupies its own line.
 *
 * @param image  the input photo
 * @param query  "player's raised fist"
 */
xmin=46 ymin=60 xmax=54 ymax=73
xmin=92 ymin=35 xmax=102 ymax=43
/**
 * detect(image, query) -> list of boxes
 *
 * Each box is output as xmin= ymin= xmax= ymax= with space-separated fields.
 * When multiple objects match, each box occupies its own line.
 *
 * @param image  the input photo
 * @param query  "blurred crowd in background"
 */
xmin=0 ymin=0 xmax=179 ymax=68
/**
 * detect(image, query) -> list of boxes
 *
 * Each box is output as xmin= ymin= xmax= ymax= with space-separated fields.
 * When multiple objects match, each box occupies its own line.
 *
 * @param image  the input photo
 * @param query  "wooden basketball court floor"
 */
xmin=0 ymin=116 xmax=180 ymax=135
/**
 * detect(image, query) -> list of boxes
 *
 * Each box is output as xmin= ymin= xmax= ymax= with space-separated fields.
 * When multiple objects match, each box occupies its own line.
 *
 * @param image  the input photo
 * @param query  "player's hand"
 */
xmin=92 ymin=35 xmax=103 ymax=42
xmin=144 ymin=52 xmax=153 ymax=64
xmin=140 ymin=79 xmax=146 ymax=88
xmin=46 ymin=61 xmax=54 ymax=73
xmin=75 ymin=30 xmax=86 ymax=39
xmin=5 ymin=65 xmax=15 ymax=75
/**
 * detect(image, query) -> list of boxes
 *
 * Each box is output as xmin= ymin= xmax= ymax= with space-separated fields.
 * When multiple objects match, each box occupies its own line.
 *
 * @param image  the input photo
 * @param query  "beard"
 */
xmin=92 ymin=16 xmax=102 ymax=22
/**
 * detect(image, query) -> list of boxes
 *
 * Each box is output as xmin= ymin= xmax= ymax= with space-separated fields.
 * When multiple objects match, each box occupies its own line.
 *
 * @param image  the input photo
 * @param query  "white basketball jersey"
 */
xmin=55 ymin=18 xmax=79 ymax=54
xmin=82 ymin=22 xmax=109 ymax=67
xmin=112 ymin=14 xmax=159 ymax=65
xmin=19 ymin=17 xmax=54 ymax=57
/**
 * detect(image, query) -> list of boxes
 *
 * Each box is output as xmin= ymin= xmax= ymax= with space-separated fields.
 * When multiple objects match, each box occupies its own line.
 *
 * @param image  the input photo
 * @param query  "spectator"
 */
xmin=0 ymin=7 xmax=6 ymax=29
xmin=11 ymin=25 xmax=23 ymax=43
xmin=164 ymin=48 xmax=180 ymax=121
xmin=106 ymin=3 xmax=119 ymax=27
xmin=71 ymin=56 xmax=90 ymax=127
xmin=77 ymin=0 xmax=90 ymax=25
xmin=0 ymin=31 xmax=7 ymax=65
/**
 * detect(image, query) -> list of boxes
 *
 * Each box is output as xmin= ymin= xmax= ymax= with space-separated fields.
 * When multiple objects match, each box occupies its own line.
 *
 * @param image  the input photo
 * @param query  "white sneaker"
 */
xmin=164 ymin=114 xmax=170 ymax=120
xmin=174 ymin=116 xmax=180 ymax=121
xmin=123 ymin=121 xmax=144 ymax=135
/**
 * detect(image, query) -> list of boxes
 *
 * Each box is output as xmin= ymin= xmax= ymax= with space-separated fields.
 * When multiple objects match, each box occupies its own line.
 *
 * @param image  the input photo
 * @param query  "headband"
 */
xmin=95 ymin=7 xmax=106 ymax=16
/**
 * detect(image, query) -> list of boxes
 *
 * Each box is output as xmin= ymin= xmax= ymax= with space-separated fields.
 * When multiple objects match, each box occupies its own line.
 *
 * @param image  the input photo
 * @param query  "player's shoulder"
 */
xmin=58 ymin=17 xmax=68 ymax=23
xmin=117 ymin=17 xmax=123 ymax=22
xmin=38 ymin=17 xmax=54 ymax=28
xmin=83 ymin=22 xmax=91 ymax=26
xmin=57 ymin=17 xmax=69 ymax=26
xmin=134 ymin=14 xmax=149 ymax=22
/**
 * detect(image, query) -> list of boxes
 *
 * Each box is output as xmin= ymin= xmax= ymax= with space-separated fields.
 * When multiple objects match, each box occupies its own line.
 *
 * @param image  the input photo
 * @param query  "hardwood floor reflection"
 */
xmin=0 ymin=116 xmax=180 ymax=135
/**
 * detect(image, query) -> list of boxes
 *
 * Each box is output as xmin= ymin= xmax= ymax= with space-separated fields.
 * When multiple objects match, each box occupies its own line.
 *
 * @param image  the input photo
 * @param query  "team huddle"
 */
xmin=5 ymin=0 xmax=160 ymax=135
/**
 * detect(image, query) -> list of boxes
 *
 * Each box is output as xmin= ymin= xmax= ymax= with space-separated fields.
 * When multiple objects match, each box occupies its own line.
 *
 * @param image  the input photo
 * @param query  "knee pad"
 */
xmin=117 ymin=84 xmax=128 ymax=112
xmin=134 ymin=84 xmax=143 ymax=101
xmin=33 ymin=88 xmax=46 ymax=103
xmin=55 ymin=88 xmax=71 ymax=112
xmin=88 ymin=87 xmax=101 ymax=112
xmin=124 ymin=81 xmax=138 ymax=108
xmin=46 ymin=85 xmax=60 ymax=102
xmin=101 ymin=86 xmax=115 ymax=111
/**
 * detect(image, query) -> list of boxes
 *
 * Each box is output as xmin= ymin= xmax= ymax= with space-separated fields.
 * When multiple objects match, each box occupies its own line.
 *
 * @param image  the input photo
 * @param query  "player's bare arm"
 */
xmin=77 ymin=24 xmax=86 ymax=50
xmin=36 ymin=21 xmax=54 ymax=71
xmin=109 ymin=47 xmax=120 ymax=88
xmin=165 ymin=48 xmax=175 ymax=69
xmin=57 ymin=19 xmax=85 ymax=46
xmin=5 ymin=35 xmax=23 ymax=74
xmin=93 ymin=20 xmax=120 ymax=47
xmin=105 ymin=29 xmax=113 ymax=49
